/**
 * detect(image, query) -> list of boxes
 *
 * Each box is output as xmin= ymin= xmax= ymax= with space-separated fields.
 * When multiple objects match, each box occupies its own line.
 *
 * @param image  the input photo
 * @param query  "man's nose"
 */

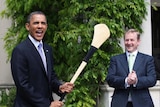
xmin=37 ymin=23 xmax=43 ymax=28
xmin=127 ymin=40 xmax=132 ymax=44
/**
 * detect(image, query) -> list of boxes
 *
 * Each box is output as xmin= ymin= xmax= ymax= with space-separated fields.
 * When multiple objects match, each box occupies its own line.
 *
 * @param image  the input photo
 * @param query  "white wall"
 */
xmin=0 ymin=0 xmax=14 ymax=84
xmin=139 ymin=0 xmax=152 ymax=55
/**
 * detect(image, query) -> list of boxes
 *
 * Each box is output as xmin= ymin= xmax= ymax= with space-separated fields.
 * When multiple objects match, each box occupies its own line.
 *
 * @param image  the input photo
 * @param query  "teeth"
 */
xmin=36 ymin=31 xmax=43 ymax=33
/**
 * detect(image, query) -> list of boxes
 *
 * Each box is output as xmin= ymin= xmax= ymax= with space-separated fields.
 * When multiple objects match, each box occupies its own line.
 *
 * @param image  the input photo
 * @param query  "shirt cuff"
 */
xmin=125 ymin=77 xmax=130 ymax=88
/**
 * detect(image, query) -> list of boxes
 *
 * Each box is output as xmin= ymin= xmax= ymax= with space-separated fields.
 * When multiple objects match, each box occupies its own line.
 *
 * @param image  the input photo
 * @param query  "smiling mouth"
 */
xmin=36 ymin=31 xmax=43 ymax=36
xmin=127 ymin=46 xmax=133 ymax=49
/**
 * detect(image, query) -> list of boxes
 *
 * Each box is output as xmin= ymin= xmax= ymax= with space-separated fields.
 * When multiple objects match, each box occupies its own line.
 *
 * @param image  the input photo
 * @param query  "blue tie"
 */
xmin=38 ymin=43 xmax=47 ymax=72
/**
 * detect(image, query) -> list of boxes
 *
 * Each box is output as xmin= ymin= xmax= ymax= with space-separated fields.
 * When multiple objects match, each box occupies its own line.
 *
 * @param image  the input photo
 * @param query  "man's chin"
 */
xmin=127 ymin=49 xmax=133 ymax=53
xmin=35 ymin=37 xmax=43 ymax=41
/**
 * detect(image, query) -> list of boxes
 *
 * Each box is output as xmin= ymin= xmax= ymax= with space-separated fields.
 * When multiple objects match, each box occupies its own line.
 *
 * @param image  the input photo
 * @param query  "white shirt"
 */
xmin=28 ymin=35 xmax=43 ymax=50
xmin=125 ymin=50 xmax=138 ymax=88
xmin=28 ymin=35 xmax=47 ymax=72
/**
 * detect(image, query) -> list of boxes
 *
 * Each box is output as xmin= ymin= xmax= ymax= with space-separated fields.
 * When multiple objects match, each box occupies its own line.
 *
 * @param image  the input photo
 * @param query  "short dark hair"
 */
xmin=26 ymin=11 xmax=47 ymax=23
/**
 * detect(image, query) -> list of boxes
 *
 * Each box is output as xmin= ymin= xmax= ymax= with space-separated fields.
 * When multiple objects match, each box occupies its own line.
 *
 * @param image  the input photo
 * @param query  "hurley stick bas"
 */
xmin=59 ymin=23 xmax=110 ymax=101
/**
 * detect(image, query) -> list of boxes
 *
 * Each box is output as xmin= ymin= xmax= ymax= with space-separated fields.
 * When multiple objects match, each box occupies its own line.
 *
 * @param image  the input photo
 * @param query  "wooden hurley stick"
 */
xmin=59 ymin=23 xmax=110 ymax=101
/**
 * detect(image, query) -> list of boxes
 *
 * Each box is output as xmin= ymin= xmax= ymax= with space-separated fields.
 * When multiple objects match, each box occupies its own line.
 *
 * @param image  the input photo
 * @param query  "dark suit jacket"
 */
xmin=106 ymin=52 xmax=156 ymax=107
xmin=11 ymin=37 xmax=62 ymax=107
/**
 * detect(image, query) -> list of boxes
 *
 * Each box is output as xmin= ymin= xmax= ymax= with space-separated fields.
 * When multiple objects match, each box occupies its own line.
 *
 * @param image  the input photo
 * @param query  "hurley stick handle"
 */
xmin=70 ymin=61 xmax=87 ymax=83
xmin=70 ymin=46 xmax=97 ymax=83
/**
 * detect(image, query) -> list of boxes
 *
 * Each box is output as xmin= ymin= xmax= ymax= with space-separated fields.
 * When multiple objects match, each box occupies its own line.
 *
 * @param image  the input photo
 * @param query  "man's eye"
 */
xmin=41 ymin=22 xmax=46 ymax=25
xmin=33 ymin=22 xmax=39 ymax=24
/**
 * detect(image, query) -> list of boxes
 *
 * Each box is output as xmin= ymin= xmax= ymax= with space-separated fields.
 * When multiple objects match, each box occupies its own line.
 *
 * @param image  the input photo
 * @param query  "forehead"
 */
xmin=125 ymin=32 xmax=137 ymax=39
xmin=30 ymin=14 xmax=47 ymax=22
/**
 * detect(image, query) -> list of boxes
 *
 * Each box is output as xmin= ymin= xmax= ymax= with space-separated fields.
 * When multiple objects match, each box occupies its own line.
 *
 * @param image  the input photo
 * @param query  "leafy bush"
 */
xmin=6 ymin=87 xmax=16 ymax=107
xmin=0 ymin=87 xmax=15 ymax=107
xmin=1 ymin=0 xmax=147 ymax=106
xmin=0 ymin=89 xmax=8 ymax=105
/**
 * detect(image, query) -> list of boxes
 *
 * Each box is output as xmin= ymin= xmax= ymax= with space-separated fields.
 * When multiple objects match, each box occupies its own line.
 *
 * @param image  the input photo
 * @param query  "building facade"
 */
xmin=0 ymin=0 xmax=13 ymax=85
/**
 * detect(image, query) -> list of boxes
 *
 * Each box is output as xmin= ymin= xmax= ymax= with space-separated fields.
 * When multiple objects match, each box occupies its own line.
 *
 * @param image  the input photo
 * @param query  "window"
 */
xmin=151 ymin=6 xmax=160 ymax=56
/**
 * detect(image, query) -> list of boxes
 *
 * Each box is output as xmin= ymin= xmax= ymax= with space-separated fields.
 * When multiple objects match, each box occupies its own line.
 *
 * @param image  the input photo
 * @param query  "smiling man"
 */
xmin=11 ymin=11 xmax=74 ymax=107
xmin=106 ymin=29 xmax=156 ymax=107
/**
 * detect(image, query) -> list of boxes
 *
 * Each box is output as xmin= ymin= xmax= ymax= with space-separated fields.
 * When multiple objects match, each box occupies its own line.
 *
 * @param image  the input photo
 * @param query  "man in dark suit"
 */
xmin=106 ymin=29 xmax=156 ymax=107
xmin=11 ymin=11 xmax=74 ymax=107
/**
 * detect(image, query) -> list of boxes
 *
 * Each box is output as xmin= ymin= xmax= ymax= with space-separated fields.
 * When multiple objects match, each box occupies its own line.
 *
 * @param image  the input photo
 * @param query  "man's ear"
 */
xmin=25 ymin=23 xmax=29 ymax=31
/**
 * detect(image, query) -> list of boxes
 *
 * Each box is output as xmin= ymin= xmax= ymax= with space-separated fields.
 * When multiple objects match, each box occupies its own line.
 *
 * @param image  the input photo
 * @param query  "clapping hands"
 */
xmin=127 ymin=71 xmax=137 ymax=85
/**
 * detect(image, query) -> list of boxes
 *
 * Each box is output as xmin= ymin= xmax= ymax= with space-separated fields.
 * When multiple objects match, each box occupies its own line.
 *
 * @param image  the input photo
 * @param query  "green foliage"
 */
xmin=0 ymin=87 xmax=15 ymax=107
xmin=1 ymin=0 xmax=147 ymax=106
xmin=6 ymin=87 xmax=16 ymax=107
xmin=0 ymin=90 xmax=8 ymax=105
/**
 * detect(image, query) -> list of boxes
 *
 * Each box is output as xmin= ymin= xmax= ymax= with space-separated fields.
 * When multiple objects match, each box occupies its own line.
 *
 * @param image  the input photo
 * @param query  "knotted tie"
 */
xmin=38 ymin=43 xmax=47 ymax=72
xmin=128 ymin=54 xmax=134 ymax=73
xmin=128 ymin=53 xmax=134 ymax=101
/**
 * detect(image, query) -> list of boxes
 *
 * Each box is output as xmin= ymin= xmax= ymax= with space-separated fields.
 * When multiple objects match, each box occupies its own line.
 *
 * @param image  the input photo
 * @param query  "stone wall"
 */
xmin=0 ymin=0 xmax=14 ymax=85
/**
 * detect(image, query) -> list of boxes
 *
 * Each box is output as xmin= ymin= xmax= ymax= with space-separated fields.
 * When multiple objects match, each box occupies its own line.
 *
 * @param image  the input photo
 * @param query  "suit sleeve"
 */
xmin=106 ymin=56 xmax=127 ymax=89
xmin=136 ymin=56 xmax=156 ymax=89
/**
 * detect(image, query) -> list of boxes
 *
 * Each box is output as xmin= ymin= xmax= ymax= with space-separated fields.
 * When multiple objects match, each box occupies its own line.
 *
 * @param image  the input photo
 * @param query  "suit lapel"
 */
xmin=43 ymin=44 xmax=51 ymax=80
xmin=133 ymin=52 xmax=143 ymax=72
xmin=120 ymin=53 xmax=129 ymax=74
xmin=26 ymin=38 xmax=47 ymax=75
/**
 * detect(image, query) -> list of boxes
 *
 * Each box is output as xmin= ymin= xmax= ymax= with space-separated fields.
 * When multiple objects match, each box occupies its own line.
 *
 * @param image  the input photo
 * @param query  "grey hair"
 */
xmin=124 ymin=29 xmax=140 ymax=40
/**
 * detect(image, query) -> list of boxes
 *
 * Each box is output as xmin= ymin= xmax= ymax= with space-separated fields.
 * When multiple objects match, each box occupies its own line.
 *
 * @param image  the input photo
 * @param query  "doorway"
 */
xmin=151 ymin=1 xmax=160 ymax=56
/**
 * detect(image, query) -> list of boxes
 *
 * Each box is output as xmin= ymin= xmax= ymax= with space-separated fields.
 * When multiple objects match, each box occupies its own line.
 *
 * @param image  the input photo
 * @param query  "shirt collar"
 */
xmin=126 ymin=50 xmax=138 ymax=57
xmin=28 ymin=35 xmax=43 ymax=49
